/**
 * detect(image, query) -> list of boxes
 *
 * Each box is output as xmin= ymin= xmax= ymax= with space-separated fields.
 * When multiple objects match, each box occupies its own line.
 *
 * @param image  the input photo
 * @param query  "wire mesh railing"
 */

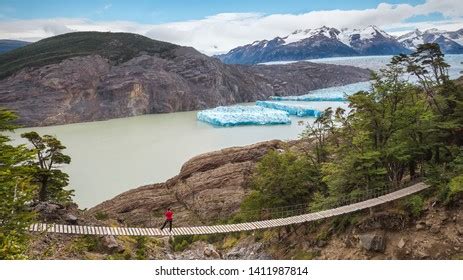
xmin=145 ymin=180 xmax=424 ymax=226
xmin=29 ymin=182 xmax=429 ymax=236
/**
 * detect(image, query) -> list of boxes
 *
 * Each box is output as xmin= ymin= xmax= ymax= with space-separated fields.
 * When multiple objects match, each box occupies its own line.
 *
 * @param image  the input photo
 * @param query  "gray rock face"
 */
xmin=225 ymin=238 xmax=272 ymax=260
xmin=0 ymin=46 xmax=370 ymax=126
xmin=90 ymin=140 xmax=287 ymax=226
xmin=101 ymin=235 xmax=124 ymax=254
xmin=34 ymin=202 xmax=63 ymax=214
xmin=359 ymin=232 xmax=386 ymax=252
xmin=173 ymin=241 xmax=221 ymax=260
xmin=64 ymin=214 xmax=78 ymax=225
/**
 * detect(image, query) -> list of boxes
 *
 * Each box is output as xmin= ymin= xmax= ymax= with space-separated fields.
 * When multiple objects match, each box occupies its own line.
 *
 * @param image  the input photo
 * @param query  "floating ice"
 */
xmin=270 ymin=81 xmax=371 ymax=101
xmin=270 ymin=96 xmax=347 ymax=102
xmin=256 ymin=101 xmax=322 ymax=117
xmin=197 ymin=105 xmax=291 ymax=127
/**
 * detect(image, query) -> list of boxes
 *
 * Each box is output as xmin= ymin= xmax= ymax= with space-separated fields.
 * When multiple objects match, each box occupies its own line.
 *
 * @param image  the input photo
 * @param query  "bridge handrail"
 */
xmin=28 ymin=182 xmax=430 ymax=236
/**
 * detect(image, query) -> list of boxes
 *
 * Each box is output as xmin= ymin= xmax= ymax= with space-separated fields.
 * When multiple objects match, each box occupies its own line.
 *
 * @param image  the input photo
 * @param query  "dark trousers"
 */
xmin=161 ymin=220 xmax=172 ymax=231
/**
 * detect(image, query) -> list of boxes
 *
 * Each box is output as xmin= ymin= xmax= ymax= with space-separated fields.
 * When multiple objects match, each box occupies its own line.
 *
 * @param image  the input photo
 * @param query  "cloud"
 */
xmin=144 ymin=1 xmax=463 ymax=54
xmin=0 ymin=0 xmax=462 ymax=54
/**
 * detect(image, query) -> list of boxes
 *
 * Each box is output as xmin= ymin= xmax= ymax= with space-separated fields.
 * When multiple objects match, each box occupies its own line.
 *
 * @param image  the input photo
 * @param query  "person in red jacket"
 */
xmin=160 ymin=208 xmax=173 ymax=232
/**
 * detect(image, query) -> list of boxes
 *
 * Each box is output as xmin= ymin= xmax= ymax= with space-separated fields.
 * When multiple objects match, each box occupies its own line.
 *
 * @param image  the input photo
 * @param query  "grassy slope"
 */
xmin=0 ymin=32 xmax=178 ymax=80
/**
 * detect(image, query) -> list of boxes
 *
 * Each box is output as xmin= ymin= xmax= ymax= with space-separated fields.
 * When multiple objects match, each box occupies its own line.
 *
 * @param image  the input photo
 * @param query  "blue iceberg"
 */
xmin=270 ymin=96 xmax=347 ymax=102
xmin=270 ymin=81 xmax=371 ymax=101
xmin=256 ymin=101 xmax=322 ymax=117
xmin=197 ymin=105 xmax=291 ymax=127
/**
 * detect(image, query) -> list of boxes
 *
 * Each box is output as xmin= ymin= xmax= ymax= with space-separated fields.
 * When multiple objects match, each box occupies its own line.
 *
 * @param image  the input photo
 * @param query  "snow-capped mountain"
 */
xmin=216 ymin=26 xmax=357 ymax=65
xmin=215 ymin=26 xmax=463 ymax=65
xmin=398 ymin=28 xmax=463 ymax=53
xmin=338 ymin=26 xmax=408 ymax=55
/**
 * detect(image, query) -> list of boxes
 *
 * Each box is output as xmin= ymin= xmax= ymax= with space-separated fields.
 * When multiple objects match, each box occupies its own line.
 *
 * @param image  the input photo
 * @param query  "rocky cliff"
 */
xmin=28 ymin=139 xmax=463 ymax=260
xmin=0 ymin=32 xmax=371 ymax=126
xmin=90 ymin=140 xmax=295 ymax=226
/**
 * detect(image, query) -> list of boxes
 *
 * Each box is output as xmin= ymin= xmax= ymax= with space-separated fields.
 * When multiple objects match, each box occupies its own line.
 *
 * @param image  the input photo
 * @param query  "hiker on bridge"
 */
xmin=160 ymin=208 xmax=174 ymax=232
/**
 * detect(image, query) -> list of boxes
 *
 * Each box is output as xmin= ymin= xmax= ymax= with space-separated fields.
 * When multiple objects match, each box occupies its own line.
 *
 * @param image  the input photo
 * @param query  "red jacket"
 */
xmin=165 ymin=210 xmax=173 ymax=221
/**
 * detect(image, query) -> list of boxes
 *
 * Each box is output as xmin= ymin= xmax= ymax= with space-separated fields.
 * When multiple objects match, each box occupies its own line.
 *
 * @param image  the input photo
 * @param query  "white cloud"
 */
xmin=0 ymin=0 xmax=462 ymax=55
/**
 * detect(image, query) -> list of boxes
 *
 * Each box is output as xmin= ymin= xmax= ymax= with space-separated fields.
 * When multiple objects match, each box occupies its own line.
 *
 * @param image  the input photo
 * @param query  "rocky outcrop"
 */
xmin=283 ymin=200 xmax=463 ymax=260
xmin=359 ymin=232 xmax=386 ymax=252
xmin=33 ymin=201 xmax=81 ymax=224
xmin=0 ymin=45 xmax=370 ymax=126
xmin=225 ymin=237 xmax=272 ymax=260
xmin=101 ymin=235 xmax=125 ymax=254
xmin=170 ymin=242 xmax=221 ymax=260
xmin=90 ymin=140 xmax=290 ymax=227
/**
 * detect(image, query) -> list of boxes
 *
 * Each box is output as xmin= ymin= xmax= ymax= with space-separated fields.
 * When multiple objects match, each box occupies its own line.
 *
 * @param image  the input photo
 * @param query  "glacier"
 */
xmin=256 ymin=101 xmax=322 ymax=117
xmin=197 ymin=105 xmax=291 ymax=127
xmin=270 ymin=81 xmax=371 ymax=101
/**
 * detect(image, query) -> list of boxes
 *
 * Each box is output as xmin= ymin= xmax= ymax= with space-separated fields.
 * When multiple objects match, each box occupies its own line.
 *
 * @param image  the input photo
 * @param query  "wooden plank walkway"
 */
xmin=28 ymin=182 xmax=429 ymax=237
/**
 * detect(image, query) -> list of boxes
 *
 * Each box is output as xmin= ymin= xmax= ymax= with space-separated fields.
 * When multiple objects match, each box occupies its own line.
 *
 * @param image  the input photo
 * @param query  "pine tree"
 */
xmin=0 ymin=109 xmax=36 ymax=260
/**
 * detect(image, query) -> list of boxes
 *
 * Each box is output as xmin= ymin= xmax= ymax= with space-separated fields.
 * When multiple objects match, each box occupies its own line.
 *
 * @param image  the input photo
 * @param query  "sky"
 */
xmin=0 ymin=0 xmax=462 ymax=55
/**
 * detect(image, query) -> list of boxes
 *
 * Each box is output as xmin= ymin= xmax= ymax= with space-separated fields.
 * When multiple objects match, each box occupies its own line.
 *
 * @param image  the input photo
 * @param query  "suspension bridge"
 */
xmin=28 ymin=182 xmax=429 ymax=236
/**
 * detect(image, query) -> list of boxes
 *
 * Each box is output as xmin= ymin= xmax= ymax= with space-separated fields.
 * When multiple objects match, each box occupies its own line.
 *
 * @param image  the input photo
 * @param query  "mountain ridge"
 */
xmin=0 ymin=39 xmax=30 ymax=54
xmin=216 ymin=26 xmax=463 ymax=64
xmin=0 ymin=31 xmax=371 ymax=126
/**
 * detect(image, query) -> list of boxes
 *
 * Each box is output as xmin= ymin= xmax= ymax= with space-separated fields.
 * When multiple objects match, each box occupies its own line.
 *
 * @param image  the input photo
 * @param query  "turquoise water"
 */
xmin=10 ymin=55 xmax=463 ymax=208
xmin=11 ymin=104 xmax=346 ymax=208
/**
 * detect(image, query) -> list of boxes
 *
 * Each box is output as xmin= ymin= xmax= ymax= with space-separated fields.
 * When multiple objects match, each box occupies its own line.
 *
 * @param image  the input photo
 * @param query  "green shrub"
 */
xmin=68 ymin=235 xmax=101 ymax=254
xmin=221 ymin=236 xmax=238 ymax=250
xmin=292 ymin=249 xmax=317 ymax=260
xmin=107 ymin=251 xmax=132 ymax=260
xmin=135 ymin=236 xmax=148 ymax=259
xmin=239 ymin=150 xmax=321 ymax=220
xmin=94 ymin=211 xmax=109 ymax=221
xmin=404 ymin=195 xmax=425 ymax=218
xmin=448 ymin=175 xmax=463 ymax=202
xmin=328 ymin=213 xmax=359 ymax=233
xmin=169 ymin=235 xmax=193 ymax=252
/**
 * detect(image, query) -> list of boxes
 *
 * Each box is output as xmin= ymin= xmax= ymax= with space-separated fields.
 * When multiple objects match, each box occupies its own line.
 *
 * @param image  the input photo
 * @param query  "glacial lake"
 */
xmin=11 ymin=55 xmax=463 ymax=208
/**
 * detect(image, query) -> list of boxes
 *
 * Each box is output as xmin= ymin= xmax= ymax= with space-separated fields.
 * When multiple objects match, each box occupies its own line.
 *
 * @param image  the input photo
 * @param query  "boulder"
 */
xmin=33 ymin=202 xmax=63 ymax=213
xmin=397 ymin=238 xmax=406 ymax=249
xmin=416 ymin=222 xmax=426 ymax=230
xmin=359 ymin=232 xmax=386 ymax=252
xmin=101 ymin=235 xmax=124 ymax=254
xmin=203 ymin=246 xmax=220 ymax=259
xmin=65 ymin=214 xmax=78 ymax=225
xmin=33 ymin=202 xmax=65 ymax=221
xmin=174 ymin=241 xmax=221 ymax=260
